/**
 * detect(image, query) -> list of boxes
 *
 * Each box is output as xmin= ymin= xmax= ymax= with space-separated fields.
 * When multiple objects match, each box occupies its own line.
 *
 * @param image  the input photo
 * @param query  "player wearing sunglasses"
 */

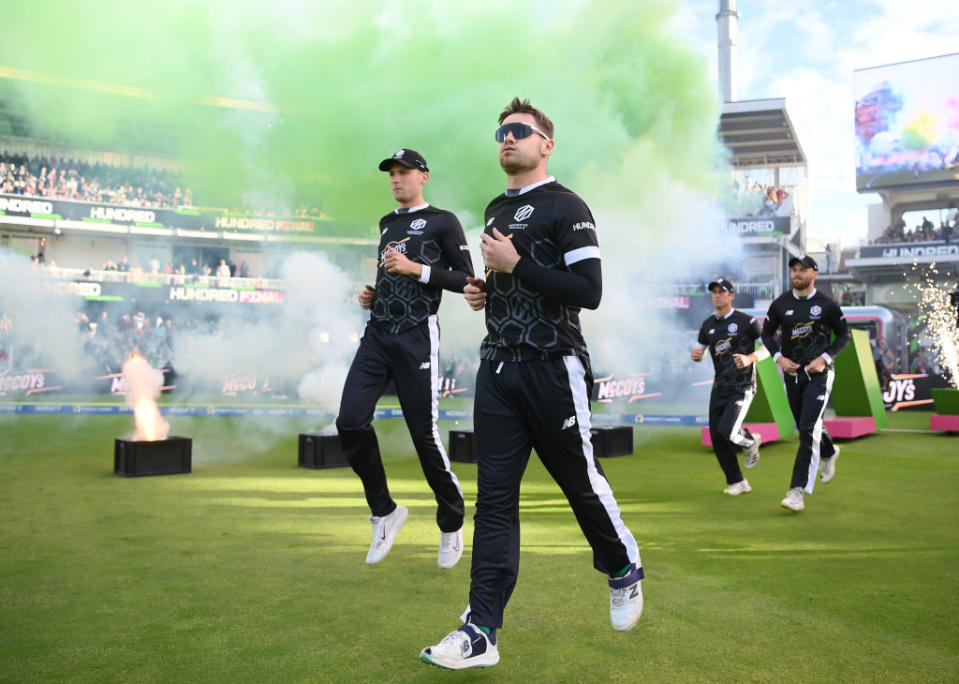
xmin=420 ymin=98 xmax=644 ymax=670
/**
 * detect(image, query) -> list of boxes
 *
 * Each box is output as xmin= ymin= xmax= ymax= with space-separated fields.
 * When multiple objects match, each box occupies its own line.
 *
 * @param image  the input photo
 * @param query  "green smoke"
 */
xmin=0 ymin=0 xmax=721 ymax=235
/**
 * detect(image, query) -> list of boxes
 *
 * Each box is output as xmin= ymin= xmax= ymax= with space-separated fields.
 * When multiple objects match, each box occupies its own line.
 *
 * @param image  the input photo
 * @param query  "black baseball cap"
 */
xmin=707 ymin=278 xmax=734 ymax=293
xmin=378 ymin=148 xmax=429 ymax=172
xmin=788 ymin=254 xmax=819 ymax=270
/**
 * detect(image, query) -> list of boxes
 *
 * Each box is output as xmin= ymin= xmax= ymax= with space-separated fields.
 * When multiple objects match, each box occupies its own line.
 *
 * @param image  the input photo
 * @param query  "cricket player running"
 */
xmin=761 ymin=255 xmax=849 ymax=512
xmin=336 ymin=149 xmax=473 ymax=568
xmin=420 ymin=98 xmax=643 ymax=670
xmin=692 ymin=277 xmax=768 ymax=495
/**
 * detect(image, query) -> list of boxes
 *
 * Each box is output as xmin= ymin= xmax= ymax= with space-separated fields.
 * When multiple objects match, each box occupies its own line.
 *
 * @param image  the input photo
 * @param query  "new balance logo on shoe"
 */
xmin=561 ymin=415 xmax=577 ymax=430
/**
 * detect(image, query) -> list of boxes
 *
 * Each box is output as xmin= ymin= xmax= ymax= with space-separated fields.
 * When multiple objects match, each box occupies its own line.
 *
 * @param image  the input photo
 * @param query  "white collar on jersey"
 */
xmin=716 ymin=308 xmax=735 ymax=320
xmin=791 ymin=288 xmax=817 ymax=300
xmin=394 ymin=203 xmax=429 ymax=214
xmin=505 ymin=175 xmax=555 ymax=197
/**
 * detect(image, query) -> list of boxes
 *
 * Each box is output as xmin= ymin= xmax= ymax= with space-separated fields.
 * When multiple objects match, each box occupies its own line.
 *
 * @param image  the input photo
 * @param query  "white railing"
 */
xmin=667 ymin=281 xmax=779 ymax=300
xmin=44 ymin=266 xmax=286 ymax=291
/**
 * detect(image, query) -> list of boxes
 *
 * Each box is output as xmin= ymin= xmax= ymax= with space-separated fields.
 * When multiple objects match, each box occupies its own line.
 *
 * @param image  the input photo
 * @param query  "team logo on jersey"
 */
xmin=810 ymin=305 xmax=822 ymax=318
xmin=714 ymin=337 xmax=732 ymax=355
xmin=785 ymin=309 xmax=794 ymax=316
xmin=514 ymin=205 xmax=534 ymax=222
xmin=561 ymin=415 xmax=577 ymax=430
xmin=378 ymin=237 xmax=410 ymax=266
xmin=728 ymin=322 xmax=738 ymax=334
xmin=709 ymin=328 xmax=715 ymax=334
xmin=791 ymin=322 xmax=814 ymax=339
xmin=419 ymin=361 xmax=430 ymax=369
xmin=410 ymin=218 xmax=427 ymax=230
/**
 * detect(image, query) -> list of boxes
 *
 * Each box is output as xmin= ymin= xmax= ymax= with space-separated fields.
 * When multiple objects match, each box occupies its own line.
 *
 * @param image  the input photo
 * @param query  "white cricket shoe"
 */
xmin=723 ymin=479 xmax=752 ymax=496
xmin=365 ymin=505 xmax=408 ymax=565
xmin=609 ymin=564 xmax=644 ymax=631
xmin=420 ymin=624 xmax=499 ymax=670
xmin=744 ymin=434 xmax=762 ymax=469
xmin=780 ymin=487 xmax=805 ymax=512
xmin=438 ymin=527 xmax=463 ymax=569
xmin=820 ymin=446 xmax=840 ymax=483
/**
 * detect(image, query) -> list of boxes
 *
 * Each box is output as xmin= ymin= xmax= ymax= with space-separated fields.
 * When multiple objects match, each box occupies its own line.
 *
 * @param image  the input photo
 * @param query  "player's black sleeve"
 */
xmin=761 ymin=304 xmax=781 ymax=356
xmin=748 ymin=317 xmax=762 ymax=341
xmin=697 ymin=323 xmax=709 ymax=347
xmin=427 ymin=216 xmax=474 ymax=293
xmin=511 ymin=257 xmax=602 ymax=309
xmin=824 ymin=304 xmax=850 ymax=360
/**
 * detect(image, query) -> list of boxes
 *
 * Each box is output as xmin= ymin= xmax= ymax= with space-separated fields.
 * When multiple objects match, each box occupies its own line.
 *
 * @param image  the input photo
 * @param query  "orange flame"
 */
xmin=122 ymin=353 xmax=170 ymax=441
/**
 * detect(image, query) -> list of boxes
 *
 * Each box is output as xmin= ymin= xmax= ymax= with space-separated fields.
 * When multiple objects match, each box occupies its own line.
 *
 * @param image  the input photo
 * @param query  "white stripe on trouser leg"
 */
xmin=805 ymin=368 xmax=835 ymax=495
xmin=728 ymin=388 xmax=755 ymax=447
xmin=428 ymin=315 xmax=462 ymax=498
xmin=564 ymin=356 xmax=639 ymax=566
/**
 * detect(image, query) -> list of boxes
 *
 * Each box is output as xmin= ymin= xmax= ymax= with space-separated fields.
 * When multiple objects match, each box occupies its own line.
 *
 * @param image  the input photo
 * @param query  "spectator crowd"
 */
xmin=873 ymin=216 xmax=957 ymax=244
xmin=1 ymin=154 xmax=191 ymax=209
xmin=1 ymin=152 xmax=324 ymax=217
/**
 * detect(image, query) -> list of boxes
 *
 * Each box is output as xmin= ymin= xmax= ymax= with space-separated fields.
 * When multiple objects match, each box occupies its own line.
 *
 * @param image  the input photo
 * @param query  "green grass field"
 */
xmin=1 ymin=409 xmax=957 ymax=682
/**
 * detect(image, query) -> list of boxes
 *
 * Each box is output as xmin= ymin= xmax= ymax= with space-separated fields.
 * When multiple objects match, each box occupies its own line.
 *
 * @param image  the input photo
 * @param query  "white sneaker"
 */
xmin=723 ymin=479 xmax=752 ymax=496
xmin=744 ymin=434 xmax=762 ymax=469
xmin=365 ymin=505 xmax=408 ymax=565
xmin=820 ymin=446 xmax=840 ymax=483
xmin=780 ymin=487 xmax=805 ymax=512
xmin=438 ymin=527 xmax=463 ymax=569
xmin=609 ymin=564 xmax=644 ymax=631
xmin=420 ymin=624 xmax=499 ymax=670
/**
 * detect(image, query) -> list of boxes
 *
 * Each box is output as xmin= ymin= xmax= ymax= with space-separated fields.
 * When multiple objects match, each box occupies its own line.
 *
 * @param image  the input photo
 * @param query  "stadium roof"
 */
xmin=719 ymin=98 xmax=807 ymax=169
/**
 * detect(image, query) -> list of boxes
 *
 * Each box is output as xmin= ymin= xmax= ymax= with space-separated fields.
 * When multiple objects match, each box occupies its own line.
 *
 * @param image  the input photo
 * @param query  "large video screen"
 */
xmin=855 ymin=53 xmax=959 ymax=192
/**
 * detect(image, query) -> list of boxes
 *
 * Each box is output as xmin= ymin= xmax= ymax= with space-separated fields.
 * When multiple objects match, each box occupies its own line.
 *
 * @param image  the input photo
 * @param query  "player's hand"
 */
xmin=691 ymin=346 xmax=705 ymax=362
xmin=464 ymin=276 xmax=487 ymax=311
xmin=358 ymin=285 xmax=375 ymax=310
xmin=777 ymin=356 xmax=800 ymax=374
xmin=383 ymin=246 xmax=421 ymax=277
xmin=806 ymin=356 xmax=827 ymax=374
xmin=733 ymin=353 xmax=753 ymax=369
xmin=480 ymin=228 xmax=520 ymax=274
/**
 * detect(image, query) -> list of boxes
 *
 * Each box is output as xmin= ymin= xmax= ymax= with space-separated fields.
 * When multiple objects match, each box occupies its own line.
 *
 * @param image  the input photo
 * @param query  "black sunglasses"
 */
xmin=494 ymin=122 xmax=551 ymax=142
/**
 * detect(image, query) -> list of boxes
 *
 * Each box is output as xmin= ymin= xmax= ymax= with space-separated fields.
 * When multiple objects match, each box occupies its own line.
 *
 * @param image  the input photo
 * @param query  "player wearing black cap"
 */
xmin=420 ymin=98 xmax=642 ymax=671
xmin=761 ymin=255 xmax=850 ymax=512
xmin=336 ymin=148 xmax=474 ymax=567
xmin=692 ymin=278 xmax=768 ymax=495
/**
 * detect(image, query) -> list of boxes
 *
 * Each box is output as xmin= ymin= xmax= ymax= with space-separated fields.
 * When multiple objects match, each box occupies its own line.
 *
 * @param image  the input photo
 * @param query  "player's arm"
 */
xmin=824 ymin=305 xmax=851 ymax=362
xmin=761 ymin=305 xmax=798 ymax=372
xmin=512 ymin=256 xmax=602 ymax=309
xmin=692 ymin=326 xmax=708 ymax=362
xmin=734 ymin=318 xmax=770 ymax=368
xmin=811 ymin=304 xmax=851 ymax=371
xmin=422 ymin=215 xmax=475 ymax=293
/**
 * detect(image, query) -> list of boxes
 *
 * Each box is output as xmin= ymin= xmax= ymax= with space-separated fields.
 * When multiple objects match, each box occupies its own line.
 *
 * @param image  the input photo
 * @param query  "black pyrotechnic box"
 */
xmin=298 ymin=433 xmax=350 ymax=469
xmin=449 ymin=428 xmax=477 ymax=463
xmin=114 ymin=437 xmax=192 ymax=477
xmin=590 ymin=426 xmax=633 ymax=458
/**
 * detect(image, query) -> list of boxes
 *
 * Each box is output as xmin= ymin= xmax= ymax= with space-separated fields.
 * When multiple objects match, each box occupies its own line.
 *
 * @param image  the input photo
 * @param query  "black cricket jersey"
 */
xmin=761 ymin=289 xmax=850 ymax=367
xmin=370 ymin=205 xmax=474 ymax=334
xmin=697 ymin=309 xmax=762 ymax=391
xmin=480 ymin=180 xmax=599 ymax=362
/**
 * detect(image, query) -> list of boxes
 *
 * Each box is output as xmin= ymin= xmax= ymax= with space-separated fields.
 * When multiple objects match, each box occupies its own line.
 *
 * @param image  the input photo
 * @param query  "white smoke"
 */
xmin=171 ymin=250 xmax=362 ymax=416
xmin=0 ymin=250 xmax=91 ymax=383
